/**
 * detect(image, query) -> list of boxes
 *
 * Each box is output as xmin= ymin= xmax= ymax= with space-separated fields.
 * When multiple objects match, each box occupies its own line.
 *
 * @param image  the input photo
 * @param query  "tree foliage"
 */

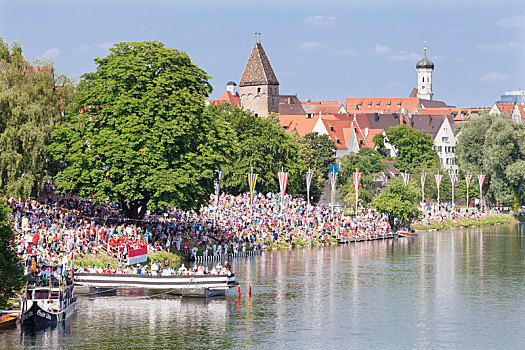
xmin=371 ymin=179 xmax=420 ymax=229
xmin=50 ymin=41 xmax=237 ymax=218
xmin=338 ymin=148 xmax=386 ymax=208
xmin=0 ymin=199 xmax=25 ymax=308
xmin=0 ymin=39 xmax=62 ymax=197
xmin=303 ymin=132 xmax=336 ymax=179
xmin=214 ymin=104 xmax=307 ymax=197
xmin=381 ymin=124 xmax=440 ymax=172
xmin=456 ymin=113 xmax=525 ymax=209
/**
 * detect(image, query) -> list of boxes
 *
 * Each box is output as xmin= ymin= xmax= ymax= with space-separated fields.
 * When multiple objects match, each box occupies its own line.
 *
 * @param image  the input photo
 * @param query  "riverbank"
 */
xmin=411 ymin=214 xmax=518 ymax=231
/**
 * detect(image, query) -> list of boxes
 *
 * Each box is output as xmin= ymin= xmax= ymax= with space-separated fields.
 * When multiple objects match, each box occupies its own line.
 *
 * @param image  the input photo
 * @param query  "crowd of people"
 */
xmin=8 ymin=186 xmax=491 ymax=276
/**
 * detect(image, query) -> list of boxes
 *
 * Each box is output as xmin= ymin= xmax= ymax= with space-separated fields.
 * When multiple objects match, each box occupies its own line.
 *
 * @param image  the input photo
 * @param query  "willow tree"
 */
xmin=50 ymin=41 xmax=237 ymax=218
xmin=0 ymin=39 xmax=60 ymax=197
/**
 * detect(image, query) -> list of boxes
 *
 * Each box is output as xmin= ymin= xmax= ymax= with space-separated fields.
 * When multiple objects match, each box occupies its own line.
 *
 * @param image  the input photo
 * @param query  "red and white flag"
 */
xmin=478 ymin=174 xmax=485 ymax=188
xmin=435 ymin=174 xmax=443 ymax=190
xmin=353 ymin=172 xmax=362 ymax=192
xmin=278 ymin=171 xmax=289 ymax=205
xmin=127 ymin=245 xmax=147 ymax=265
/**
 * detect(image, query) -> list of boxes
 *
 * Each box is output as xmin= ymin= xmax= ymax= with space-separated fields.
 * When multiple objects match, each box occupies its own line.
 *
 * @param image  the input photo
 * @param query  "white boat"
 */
xmin=74 ymin=272 xmax=237 ymax=297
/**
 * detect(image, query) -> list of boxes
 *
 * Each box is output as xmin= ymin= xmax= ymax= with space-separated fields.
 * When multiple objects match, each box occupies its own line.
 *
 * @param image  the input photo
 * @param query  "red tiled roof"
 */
xmin=209 ymin=91 xmax=241 ymax=106
xmin=279 ymin=114 xmax=319 ymax=137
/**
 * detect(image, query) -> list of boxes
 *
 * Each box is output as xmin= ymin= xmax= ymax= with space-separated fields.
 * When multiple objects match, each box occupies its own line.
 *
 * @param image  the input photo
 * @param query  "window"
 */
xmin=435 ymin=146 xmax=442 ymax=153
xmin=376 ymin=103 xmax=380 ymax=108
xmin=387 ymin=103 xmax=391 ymax=107
xmin=442 ymin=137 xmax=449 ymax=142
xmin=397 ymin=103 xmax=401 ymax=107
xmin=422 ymin=77 xmax=424 ymax=82
xmin=254 ymin=113 xmax=259 ymax=118
xmin=368 ymin=103 xmax=372 ymax=108
xmin=306 ymin=113 xmax=313 ymax=119
xmin=257 ymin=87 xmax=261 ymax=93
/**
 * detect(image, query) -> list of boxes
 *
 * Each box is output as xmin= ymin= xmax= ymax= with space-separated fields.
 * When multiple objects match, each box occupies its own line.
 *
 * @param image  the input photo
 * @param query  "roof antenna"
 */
xmin=258 ymin=33 xmax=261 ymax=43
xmin=424 ymin=41 xmax=427 ymax=58
xmin=254 ymin=32 xmax=258 ymax=43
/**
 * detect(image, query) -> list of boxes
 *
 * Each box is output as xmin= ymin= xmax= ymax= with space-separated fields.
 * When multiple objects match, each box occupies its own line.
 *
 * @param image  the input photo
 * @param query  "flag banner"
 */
xmin=127 ymin=246 xmax=147 ymax=265
xmin=478 ymin=174 xmax=485 ymax=188
xmin=465 ymin=174 xmax=472 ymax=187
xmin=306 ymin=169 xmax=313 ymax=207
xmin=435 ymin=174 xmax=443 ymax=190
xmin=248 ymin=172 xmax=258 ymax=209
xmin=278 ymin=171 xmax=289 ymax=205
xmin=449 ymin=172 xmax=457 ymax=187
xmin=306 ymin=170 xmax=313 ymax=192
xmin=353 ymin=172 xmax=362 ymax=191
xmin=402 ymin=172 xmax=411 ymax=186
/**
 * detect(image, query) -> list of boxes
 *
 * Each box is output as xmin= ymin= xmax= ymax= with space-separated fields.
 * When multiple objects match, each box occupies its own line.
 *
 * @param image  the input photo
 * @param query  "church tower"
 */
xmin=239 ymin=38 xmax=280 ymax=118
xmin=416 ymin=46 xmax=434 ymax=100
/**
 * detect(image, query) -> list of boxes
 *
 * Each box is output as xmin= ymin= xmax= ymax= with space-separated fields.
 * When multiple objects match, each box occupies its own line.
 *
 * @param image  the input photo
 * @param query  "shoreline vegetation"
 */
xmin=412 ymin=214 xmax=518 ymax=231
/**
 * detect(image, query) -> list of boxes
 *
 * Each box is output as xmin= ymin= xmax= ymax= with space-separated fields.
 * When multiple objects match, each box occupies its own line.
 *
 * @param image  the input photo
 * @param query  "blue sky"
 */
xmin=1 ymin=0 xmax=524 ymax=107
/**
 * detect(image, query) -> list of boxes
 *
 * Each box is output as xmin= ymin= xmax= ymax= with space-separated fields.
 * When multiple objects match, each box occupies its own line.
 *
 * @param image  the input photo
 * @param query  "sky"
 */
xmin=1 ymin=0 xmax=524 ymax=107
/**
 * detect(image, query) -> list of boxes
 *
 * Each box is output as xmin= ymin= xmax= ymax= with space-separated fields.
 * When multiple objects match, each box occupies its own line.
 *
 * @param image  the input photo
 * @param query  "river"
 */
xmin=2 ymin=223 xmax=525 ymax=349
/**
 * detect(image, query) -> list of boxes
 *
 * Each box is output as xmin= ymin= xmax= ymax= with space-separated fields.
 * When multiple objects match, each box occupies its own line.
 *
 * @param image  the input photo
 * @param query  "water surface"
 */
xmin=2 ymin=224 xmax=525 ymax=349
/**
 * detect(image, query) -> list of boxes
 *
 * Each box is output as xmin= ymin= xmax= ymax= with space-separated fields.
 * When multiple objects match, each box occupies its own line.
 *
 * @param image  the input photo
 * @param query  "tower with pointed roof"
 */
xmin=416 ymin=46 xmax=434 ymax=101
xmin=239 ymin=39 xmax=280 ymax=118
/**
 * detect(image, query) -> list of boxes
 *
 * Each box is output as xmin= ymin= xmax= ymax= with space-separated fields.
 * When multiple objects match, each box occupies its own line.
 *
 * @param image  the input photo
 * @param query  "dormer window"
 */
xmin=376 ymin=103 xmax=380 ymax=108
xmin=330 ymin=126 xmax=334 ymax=132
xmin=306 ymin=113 xmax=313 ymax=119
xmin=368 ymin=103 xmax=372 ymax=108
xmin=387 ymin=103 xmax=391 ymax=107
xmin=336 ymin=139 xmax=341 ymax=144
xmin=397 ymin=103 xmax=401 ymax=107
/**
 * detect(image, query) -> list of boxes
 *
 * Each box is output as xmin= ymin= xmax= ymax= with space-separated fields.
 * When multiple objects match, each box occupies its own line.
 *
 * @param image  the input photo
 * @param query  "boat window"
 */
xmin=35 ymin=290 xmax=50 ymax=299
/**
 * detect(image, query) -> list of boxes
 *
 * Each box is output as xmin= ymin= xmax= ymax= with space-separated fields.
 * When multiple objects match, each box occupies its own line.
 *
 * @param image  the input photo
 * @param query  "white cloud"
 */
xmin=298 ymin=41 xmax=323 ymax=51
xmin=40 ymin=48 xmax=60 ymax=60
xmin=386 ymin=53 xmax=420 ymax=62
xmin=477 ymin=42 xmax=525 ymax=52
xmin=99 ymin=42 xmax=113 ymax=50
xmin=303 ymin=16 xmax=337 ymax=27
xmin=480 ymin=72 xmax=508 ymax=82
xmin=373 ymin=44 xmax=391 ymax=55
xmin=495 ymin=15 xmax=525 ymax=28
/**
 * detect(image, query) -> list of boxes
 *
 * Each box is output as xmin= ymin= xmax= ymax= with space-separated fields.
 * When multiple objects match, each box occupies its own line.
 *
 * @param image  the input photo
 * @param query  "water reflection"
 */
xmin=2 ymin=224 xmax=525 ymax=349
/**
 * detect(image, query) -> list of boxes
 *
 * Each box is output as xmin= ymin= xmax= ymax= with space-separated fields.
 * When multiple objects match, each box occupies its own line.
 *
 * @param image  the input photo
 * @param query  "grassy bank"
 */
xmin=412 ymin=214 xmax=518 ymax=231
xmin=74 ymin=250 xmax=184 ymax=269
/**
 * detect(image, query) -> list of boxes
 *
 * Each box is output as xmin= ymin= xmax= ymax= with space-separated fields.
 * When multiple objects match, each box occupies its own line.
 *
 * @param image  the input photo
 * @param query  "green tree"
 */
xmin=51 ymin=41 xmax=237 ymax=218
xmin=303 ymin=132 xmax=336 ymax=179
xmin=371 ymin=179 xmax=420 ymax=229
xmin=0 ymin=199 xmax=25 ymax=308
xmin=0 ymin=39 xmax=62 ymax=197
xmin=215 ymin=104 xmax=305 ymax=196
xmin=456 ymin=113 xmax=525 ymax=209
xmin=338 ymin=148 xmax=386 ymax=209
xmin=383 ymin=124 xmax=440 ymax=172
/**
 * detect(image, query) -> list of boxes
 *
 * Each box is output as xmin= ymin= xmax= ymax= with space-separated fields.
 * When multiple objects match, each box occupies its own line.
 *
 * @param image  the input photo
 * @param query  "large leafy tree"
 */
xmin=338 ymin=148 xmax=386 ymax=208
xmin=372 ymin=179 xmax=420 ymax=229
xmin=456 ymin=113 xmax=525 ymax=209
xmin=0 ymin=200 xmax=25 ymax=308
xmin=51 ymin=41 xmax=237 ymax=218
xmin=214 ymin=104 xmax=306 ymax=196
xmin=0 ymin=39 xmax=61 ymax=197
xmin=376 ymin=124 xmax=440 ymax=172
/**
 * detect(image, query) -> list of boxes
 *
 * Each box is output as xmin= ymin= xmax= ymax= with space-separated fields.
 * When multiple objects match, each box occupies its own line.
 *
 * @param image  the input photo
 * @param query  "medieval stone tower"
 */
xmin=239 ymin=40 xmax=280 ymax=118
